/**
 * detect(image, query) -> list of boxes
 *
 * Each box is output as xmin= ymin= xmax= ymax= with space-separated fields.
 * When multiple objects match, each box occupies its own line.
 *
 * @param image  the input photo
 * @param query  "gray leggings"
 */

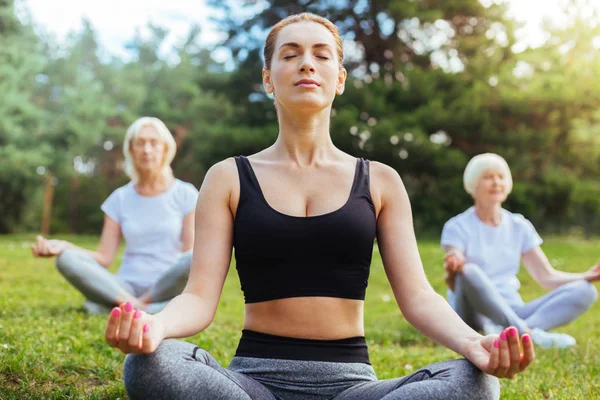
xmin=453 ymin=263 xmax=598 ymax=333
xmin=124 ymin=340 xmax=500 ymax=400
xmin=55 ymin=248 xmax=192 ymax=305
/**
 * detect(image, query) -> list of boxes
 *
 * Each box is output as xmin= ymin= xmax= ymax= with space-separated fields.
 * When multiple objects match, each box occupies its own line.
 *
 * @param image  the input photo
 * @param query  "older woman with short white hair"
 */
xmin=442 ymin=153 xmax=599 ymax=348
xmin=31 ymin=117 xmax=198 ymax=314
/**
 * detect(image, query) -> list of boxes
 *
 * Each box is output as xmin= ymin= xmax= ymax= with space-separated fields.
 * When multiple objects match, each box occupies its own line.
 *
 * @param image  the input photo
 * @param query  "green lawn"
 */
xmin=1 ymin=234 xmax=599 ymax=399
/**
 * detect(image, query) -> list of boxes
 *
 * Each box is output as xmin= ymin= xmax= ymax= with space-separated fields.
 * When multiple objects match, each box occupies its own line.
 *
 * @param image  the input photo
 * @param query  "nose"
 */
xmin=299 ymin=55 xmax=316 ymax=73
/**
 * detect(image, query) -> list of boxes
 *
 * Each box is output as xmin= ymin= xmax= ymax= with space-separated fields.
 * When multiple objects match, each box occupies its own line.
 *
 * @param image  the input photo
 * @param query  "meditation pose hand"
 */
xmin=105 ymin=302 xmax=166 ymax=354
xmin=466 ymin=326 xmax=534 ymax=380
xmin=584 ymin=262 xmax=600 ymax=282
xmin=31 ymin=235 xmax=68 ymax=257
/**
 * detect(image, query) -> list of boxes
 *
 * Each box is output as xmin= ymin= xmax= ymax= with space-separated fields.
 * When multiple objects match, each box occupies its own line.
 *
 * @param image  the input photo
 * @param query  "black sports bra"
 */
xmin=233 ymin=156 xmax=377 ymax=303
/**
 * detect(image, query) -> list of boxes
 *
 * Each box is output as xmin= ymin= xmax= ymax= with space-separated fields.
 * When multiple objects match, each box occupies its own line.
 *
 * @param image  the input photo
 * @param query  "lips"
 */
xmin=295 ymin=79 xmax=320 ymax=86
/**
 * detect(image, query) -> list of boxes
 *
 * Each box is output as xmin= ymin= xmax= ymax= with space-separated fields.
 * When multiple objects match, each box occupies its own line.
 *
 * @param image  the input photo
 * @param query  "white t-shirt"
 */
xmin=101 ymin=179 xmax=198 ymax=291
xmin=441 ymin=207 xmax=543 ymax=305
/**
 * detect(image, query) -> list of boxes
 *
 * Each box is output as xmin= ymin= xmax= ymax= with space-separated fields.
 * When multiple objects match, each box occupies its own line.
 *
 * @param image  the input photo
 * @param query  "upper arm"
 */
xmin=180 ymin=182 xmax=199 ymax=252
xmin=522 ymin=246 xmax=554 ymax=284
xmin=372 ymin=163 xmax=434 ymax=310
xmin=441 ymin=218 xmax=467 ymax=254
xmin=96 ymin=215 xmax=122 ymax=268
xmin=181 ymin=211 xmax=195 ymax=252
xmin=183 ymin=158 xmax=238 ymax=318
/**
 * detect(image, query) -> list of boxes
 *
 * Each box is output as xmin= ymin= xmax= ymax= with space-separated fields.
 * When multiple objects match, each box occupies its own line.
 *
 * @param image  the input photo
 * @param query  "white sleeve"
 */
xmin=100 ymin=189 xmax=121 ymax=223
xmin=520 ymin=217 xmax=543 ymax=254
xmin=441 ymin=218 xmax=467 ymax=253
xmin=180 ymin=181 xmax=199 ymax=215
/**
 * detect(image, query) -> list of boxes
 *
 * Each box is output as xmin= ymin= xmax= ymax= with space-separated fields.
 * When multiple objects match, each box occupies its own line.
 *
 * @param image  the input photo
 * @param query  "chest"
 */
xmin=120 ymin=199 xmax=183 ymax=244
xmin=465 ymin=224 xmax=524 ymax=272
xmin=251 ymin=164 xmax=357 ymax=218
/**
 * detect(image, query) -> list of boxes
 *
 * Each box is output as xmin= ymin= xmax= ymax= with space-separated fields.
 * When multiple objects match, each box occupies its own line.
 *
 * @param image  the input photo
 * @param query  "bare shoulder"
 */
xmin=370 ymin=161 xmax=402 ymax=185
xmin=368 ymin=161 xmax=408 ymax=217
xmin=198 ymin=158 xmax=239 ymax=197
xmin=202 ymin=158 xmax=237 ymax=185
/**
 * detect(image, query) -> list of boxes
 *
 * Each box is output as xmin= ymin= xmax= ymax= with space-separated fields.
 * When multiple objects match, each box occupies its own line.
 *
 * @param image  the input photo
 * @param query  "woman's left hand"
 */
xmin=584 ymin=262 xmax=600 ymax=282
xmin=465 ymin=326 xmax=535 ymax=379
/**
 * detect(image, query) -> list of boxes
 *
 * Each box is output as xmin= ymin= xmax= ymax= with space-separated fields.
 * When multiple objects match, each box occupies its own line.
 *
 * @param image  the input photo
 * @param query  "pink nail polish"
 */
xmin=134 ymin=309 xmax=142 ymax=318
xmin=143 ymin=324 xmax=150 ymax=333
xmin=523 ymin=335 xmax=531 ymax=343
xmin=508 ymin=327 xmax=518 ymax=337
xmin=124 ymin=302 xmax=133 ymax=313
xmin=493 ymin=339 xmax=499 ymax=348
xmin=500 ymin=330 xmax=508 ymax=341
xmin=111 ymin=308 xmax=121 ymax=318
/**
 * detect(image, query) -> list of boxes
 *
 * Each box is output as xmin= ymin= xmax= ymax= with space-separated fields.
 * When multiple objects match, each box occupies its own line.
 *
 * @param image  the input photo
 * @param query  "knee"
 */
xmin=460 ymin=263 xmax=488 ymax=290
xmin=124 ymin=340 xmax=208 ymax=399
xmin=123 ymin=341 xmax=177 ymax=399
xmin=569 ymin=280 xmax=598 ymax=309
xmin=55 ymin=249 xmax=81 ymax=277
xmin=461 ymin=263 xmax=483 ymax=278
xmin=455 ymin=360 xmax=500 ymax=400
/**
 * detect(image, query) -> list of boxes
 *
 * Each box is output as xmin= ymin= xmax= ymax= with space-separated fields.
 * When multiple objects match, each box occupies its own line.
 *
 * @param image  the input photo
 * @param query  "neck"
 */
xmin=136 ymin=171 xmax=170 ymax=190
xmin=474 ymin=201 xmax=502 ymax=226
xmin=272 ymin=104 xmax=337 ymax=166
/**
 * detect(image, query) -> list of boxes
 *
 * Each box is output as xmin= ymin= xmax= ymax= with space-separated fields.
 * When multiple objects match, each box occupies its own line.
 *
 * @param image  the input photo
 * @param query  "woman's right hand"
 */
xmin=31 ymin=235 xmax=68 ymax=257
xmin=444 ymin=249 xmax=465 ymax=273
xmin=105 ymin=302 xmax=166 ymax=354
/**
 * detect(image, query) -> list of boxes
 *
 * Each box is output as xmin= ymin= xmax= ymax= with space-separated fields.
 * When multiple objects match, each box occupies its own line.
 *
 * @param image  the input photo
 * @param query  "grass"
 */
xmin=1 ymin=234 xmax=599 ymax=399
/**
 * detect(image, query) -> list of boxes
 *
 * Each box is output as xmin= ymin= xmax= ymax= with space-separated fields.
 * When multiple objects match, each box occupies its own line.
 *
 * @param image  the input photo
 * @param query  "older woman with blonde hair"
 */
xmin=442 ymin=153 xmax=599 ymax=348
xmin=31 ymin=117 xmax=198 ymax=314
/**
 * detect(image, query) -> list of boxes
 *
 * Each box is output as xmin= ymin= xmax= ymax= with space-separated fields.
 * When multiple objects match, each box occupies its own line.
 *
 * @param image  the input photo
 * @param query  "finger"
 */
xmin=31 ymin=244 xmax=39 ymax=257
xmin=117 ymin=302 xmax=135 ymax=345
xmin=35 ymin=237 xmax=45 ymax=254
xmin=141 ymin=323 xmax=154 ymax=353
xmin=497 ymin=329 xmax=510 ymax=378
xmin=519 ymin=334 xmax=535 ymax=372
xmin=444 ymin=262 xmax=453 ymax=273
xmin=128 ymin=309 xmax=144 ymax=351
xmin=486 ymin=337 xmax=500 ymax=373
xmin=505 ymin=327 xmax=521 ymax=379
xmin=105 ymin=307 xmax=121 ymax=347
xmin=39 ymin=238 xmax=49 ymax=255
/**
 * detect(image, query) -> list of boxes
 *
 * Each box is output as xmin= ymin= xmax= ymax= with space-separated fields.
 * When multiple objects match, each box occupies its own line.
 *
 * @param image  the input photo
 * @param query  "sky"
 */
xmin=15 ymin=0 xmax=599 ymax=60
xmin=16 ymin=0 xmax=225 ymax=60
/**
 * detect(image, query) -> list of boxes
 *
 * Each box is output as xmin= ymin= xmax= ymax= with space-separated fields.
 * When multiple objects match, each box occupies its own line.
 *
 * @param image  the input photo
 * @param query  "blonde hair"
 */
xmin=263 ymin=13 xmax=344 ymax=69
xmin=122 ymin=117 xmax=176 ymax=184
xmin=463 ymin=153 xmax=513 ymax=196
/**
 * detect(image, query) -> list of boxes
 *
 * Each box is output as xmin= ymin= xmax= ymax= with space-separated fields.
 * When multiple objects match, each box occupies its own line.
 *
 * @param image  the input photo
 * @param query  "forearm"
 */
xmin=540 ymin=270 xmax=588 ymax=289
xmin=58 ymin=241 xmax=110 ymax=268
xmin=154 ymin=292 xmax=214 ymax=339
xmin=401 ymin=289 xmax=482 ymax=357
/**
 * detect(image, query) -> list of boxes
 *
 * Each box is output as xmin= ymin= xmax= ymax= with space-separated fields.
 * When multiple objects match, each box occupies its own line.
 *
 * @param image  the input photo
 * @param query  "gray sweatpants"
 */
xmin=453 ymin=263 xmax=598 ymax=333
xmin=55 ymin=248 xmax=192 ymax=306
xmin=124 ymin=340 xmax=500 ymax=400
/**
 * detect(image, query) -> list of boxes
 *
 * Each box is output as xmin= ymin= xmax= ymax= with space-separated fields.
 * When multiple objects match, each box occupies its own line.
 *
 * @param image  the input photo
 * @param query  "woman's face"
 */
xmin=474 ymin=168 xmax=509 ymax=205
xmin=129 ymin=125 xmax=167 ymax=176
xmin=263 ymin=21 xmax=347 ymax=112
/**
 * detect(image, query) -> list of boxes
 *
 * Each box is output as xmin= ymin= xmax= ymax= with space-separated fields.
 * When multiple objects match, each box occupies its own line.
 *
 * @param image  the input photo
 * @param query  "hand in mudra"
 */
xmin=105 ymin=302 xmax=166 ymax=354
xmin=465 ymin=326 xmax=535 ymax=379
xmin=31 ymin=235 xmax=67 ymax=257
xmin=584 ymin=262 xmax=600 ymax=283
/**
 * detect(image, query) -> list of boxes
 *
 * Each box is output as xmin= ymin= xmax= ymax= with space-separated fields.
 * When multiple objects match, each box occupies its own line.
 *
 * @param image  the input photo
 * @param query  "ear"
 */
xmin=262 ymin=68 xmax=274 ymax=94
xmin=336 ymin=67 xmax=347 ymax=95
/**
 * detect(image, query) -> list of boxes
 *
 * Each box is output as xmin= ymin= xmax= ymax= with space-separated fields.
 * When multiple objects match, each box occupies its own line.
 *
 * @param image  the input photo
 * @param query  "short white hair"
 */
xmin=463 ymin=153 xmax=513 ymax=196
xmin=122 ymin=117 xmax=177 ymax=184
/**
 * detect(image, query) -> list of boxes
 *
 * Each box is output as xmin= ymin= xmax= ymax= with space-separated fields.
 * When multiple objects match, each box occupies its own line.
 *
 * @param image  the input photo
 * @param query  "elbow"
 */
xmin=400 ymin=288 xmax=441 ymax=323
